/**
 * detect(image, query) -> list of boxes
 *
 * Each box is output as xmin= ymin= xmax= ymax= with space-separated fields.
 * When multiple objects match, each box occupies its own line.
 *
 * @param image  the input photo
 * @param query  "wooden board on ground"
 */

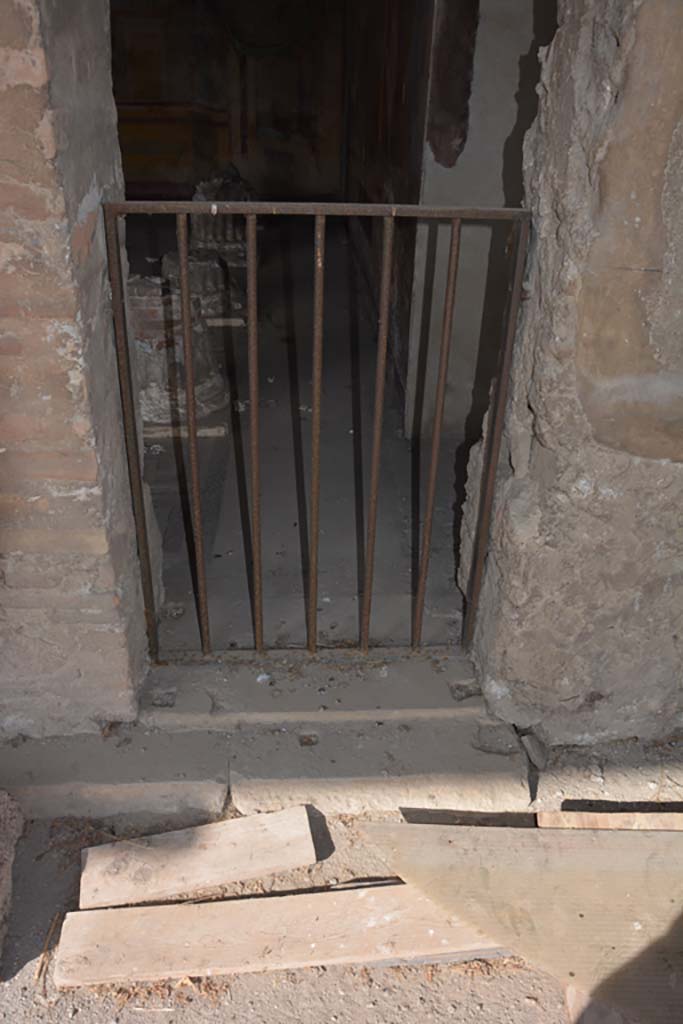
xmin=537 ymin=810 xmax=683 ymax=831
xmin=361 ymin=822 xmax=683 ymax=1024
xmin=55 ymin=883 xmax=501 ymax=988
xmin=79 ymin=805 xmax=316 ymax=910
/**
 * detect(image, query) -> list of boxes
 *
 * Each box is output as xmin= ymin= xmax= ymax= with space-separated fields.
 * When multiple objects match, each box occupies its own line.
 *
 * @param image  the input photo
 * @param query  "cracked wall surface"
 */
xmin=0 ymin=0 xmax=146 ymax=738
xmin=462 ymin=0 xmax=683 ymax=747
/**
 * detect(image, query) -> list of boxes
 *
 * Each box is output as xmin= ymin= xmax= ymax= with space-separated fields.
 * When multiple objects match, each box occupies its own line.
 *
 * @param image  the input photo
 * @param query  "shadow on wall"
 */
xmin=453 ymin=0 xmax=559 ymax=572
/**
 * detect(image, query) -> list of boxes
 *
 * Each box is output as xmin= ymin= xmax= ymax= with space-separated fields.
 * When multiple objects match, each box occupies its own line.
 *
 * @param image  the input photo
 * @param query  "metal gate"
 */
xmin=104 ymin=201 xmax=529 ymax=662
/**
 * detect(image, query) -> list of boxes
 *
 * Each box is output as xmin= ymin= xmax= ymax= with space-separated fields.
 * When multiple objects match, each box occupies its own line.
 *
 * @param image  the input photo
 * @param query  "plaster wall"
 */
xmin=406 ymin=0 xmax=535 ymax=442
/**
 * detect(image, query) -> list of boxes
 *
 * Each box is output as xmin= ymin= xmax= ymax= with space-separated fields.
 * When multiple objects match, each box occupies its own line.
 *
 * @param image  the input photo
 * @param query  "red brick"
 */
xmin=0 ymin=450 xmax=98 ymax=483
xmin=0 ymin=182 xmax=58 ymax=221
xmin=0 ymin=270 xmax=76 ymax=318
xmin=0 ymin=86 xmax=55 ymax=188
xmin=0 ymin=319 xmax=79 ymax=358
xmin=0 ymin=380 xmax=84 ymax=424
xmin=0 ymin=527 xmax=109 ymax=554
xmin=0 ymin=354 xmax=69 ymax=392
xmin=1 ymin=589 xmax=117 ymax=617
xmin=0 ymin=493 xmax=101 ymax=528
xmin=0 ymin=494 xmax=49 ymax=518
xmin=0 ymin=412 xmax=82 ymax=444
xmin=0 ymin=2 xmax=34 ymax=49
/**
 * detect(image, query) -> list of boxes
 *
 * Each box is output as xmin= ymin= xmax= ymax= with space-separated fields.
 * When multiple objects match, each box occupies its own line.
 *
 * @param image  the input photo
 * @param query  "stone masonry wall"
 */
xmin=462 ymin=0 xmax=683 ymax=747
xmin=0 ymin=0 xmax=146 ymax=737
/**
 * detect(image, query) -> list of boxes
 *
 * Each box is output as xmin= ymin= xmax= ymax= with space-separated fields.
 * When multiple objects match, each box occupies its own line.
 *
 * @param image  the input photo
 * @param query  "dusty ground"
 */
xmin=0 ymin=816 xmax=570 ymax=1023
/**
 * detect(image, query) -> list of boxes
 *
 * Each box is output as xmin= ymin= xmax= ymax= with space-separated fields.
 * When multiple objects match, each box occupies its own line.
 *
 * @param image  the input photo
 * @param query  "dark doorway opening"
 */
xmin=107 ymin=0 xmax=550 ymax=657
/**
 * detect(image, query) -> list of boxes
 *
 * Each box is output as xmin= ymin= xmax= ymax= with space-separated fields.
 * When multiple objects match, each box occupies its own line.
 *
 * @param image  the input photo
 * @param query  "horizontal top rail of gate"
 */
xmin=104 ymin=201 xmax=530 ymax=661
xmin=106 ymin=200 xmax=528 ymax=221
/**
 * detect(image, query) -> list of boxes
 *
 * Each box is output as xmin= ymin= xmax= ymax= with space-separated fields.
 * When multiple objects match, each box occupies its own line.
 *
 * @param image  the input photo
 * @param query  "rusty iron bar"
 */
xmin=307 ymin=214 xmax=326 ymax=653
xmin=412 ymin=218 xmax=462 ymax=649
xmin=176 ymin=213 xmax=212 ymax=655
xmin=463 ymin=218 xmax=531 ymax=650
xmin=246 ymin=213 xmax=264 ymax=652
xmin=106 ymin=200 xmax=529 ymax=222
xmin=360 ymin=216 xmax=395 ymax=653
xmin=103 ymin=208 xmax=159 ymax=661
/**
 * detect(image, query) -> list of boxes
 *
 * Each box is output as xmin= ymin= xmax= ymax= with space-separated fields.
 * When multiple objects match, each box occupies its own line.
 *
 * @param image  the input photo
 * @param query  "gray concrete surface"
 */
xmin=229 ymin=704 xmax=529 ymax=816
xmin=0 ymin=684 xmax=530 ymax=823
xmin=0 ymin=730 xmax=228 ymax=826
xmin=0 ymin=818 xmax=570 ymax=1023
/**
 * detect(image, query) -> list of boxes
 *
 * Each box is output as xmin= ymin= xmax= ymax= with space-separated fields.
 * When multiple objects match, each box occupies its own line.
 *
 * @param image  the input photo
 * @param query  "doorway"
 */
xmin=106 ymin=0 xmax=538 ymax=661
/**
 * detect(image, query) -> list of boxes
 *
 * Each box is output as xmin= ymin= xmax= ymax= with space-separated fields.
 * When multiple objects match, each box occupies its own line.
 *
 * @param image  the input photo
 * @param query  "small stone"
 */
xmin=298 ymin=733 xmax=319 ymax=747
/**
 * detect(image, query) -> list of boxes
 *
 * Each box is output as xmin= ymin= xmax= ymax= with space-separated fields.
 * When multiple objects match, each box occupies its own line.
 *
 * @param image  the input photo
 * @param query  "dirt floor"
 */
xmin=0 ymin=817 xmax=570 ymax=1023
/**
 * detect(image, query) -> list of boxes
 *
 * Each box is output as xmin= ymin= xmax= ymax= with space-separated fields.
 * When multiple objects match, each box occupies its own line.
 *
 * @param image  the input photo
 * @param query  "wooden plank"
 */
xmin=361 ymin=822 xmax=683 ymax=1024
xmin=537 ymin=809 xmax=683 ymax=831
xmin=79 ymin=806 xmax=316 ymax=910
xmin=55 ymin=883 xmax=501 ymax=988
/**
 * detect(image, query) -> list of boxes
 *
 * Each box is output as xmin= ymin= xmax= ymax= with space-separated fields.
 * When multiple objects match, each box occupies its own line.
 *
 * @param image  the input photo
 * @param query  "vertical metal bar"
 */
xmin=104 ymin=208 xmax=159 ymax=661
xmin=246 ymin=213 xmax=264 ymax=652
xmin=239 ymin=54 xmax=249 ymax=156
xmin=412 ymin=218 xmax=462 ymax=648
xmin=463 ymin=218 xmax=530 ymax=649
xmin=360 ymin=216 xmax=394 ymax=652
xmin=176 ymin=214 xmax=211 ymax=654
xmin=307 ymin=214 xmax=326 ymax=653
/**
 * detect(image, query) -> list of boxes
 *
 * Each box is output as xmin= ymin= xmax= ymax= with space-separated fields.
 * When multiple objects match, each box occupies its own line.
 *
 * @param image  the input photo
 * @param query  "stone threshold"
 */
xmin=0 ymin=648 xmax=533 ymax=824
xmin=139 ymin=647 xmax=480 ymax=729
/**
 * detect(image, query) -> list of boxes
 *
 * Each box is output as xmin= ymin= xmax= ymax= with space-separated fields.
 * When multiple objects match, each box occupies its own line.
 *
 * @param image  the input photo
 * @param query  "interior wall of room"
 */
xmin=344 ymin=0 xmax=435 ymax=390
xmin=111 ymin=0 xmax=346 ymax=198
xmin=461 ymin=0 xmax=683 ymax=748
xmin=405 ymin=0 xmax=536 ymax=443
xmin=0 ymin=0 xmax=147 ymax=738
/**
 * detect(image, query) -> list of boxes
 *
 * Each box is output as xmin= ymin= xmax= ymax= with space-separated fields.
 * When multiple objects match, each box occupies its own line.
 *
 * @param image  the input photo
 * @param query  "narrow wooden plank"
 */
xmin=55 ymin=884 xmax=501 ymax=988
xmin=537 ymin=810 xmax=683 ymax=831
xmin=361 ymin=822 xmax=683 ymax=1024
xmin=79 ymin=806 xmax=315 ymax=910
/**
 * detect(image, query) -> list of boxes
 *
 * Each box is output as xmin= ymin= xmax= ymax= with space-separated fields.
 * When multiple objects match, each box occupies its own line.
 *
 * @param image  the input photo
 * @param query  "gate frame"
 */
xmin=104 ymin=200 xmax=530 ymax=660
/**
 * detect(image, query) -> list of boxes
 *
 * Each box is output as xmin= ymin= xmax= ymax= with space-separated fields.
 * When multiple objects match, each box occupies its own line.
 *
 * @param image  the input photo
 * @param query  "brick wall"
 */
xmin=0 ymin=0 xmax=147 ymax=737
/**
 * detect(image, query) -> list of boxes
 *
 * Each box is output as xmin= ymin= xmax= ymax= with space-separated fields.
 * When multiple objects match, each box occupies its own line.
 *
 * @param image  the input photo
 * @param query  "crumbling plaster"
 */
xmin=463 ymin=0 xmax=683 ymax=747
